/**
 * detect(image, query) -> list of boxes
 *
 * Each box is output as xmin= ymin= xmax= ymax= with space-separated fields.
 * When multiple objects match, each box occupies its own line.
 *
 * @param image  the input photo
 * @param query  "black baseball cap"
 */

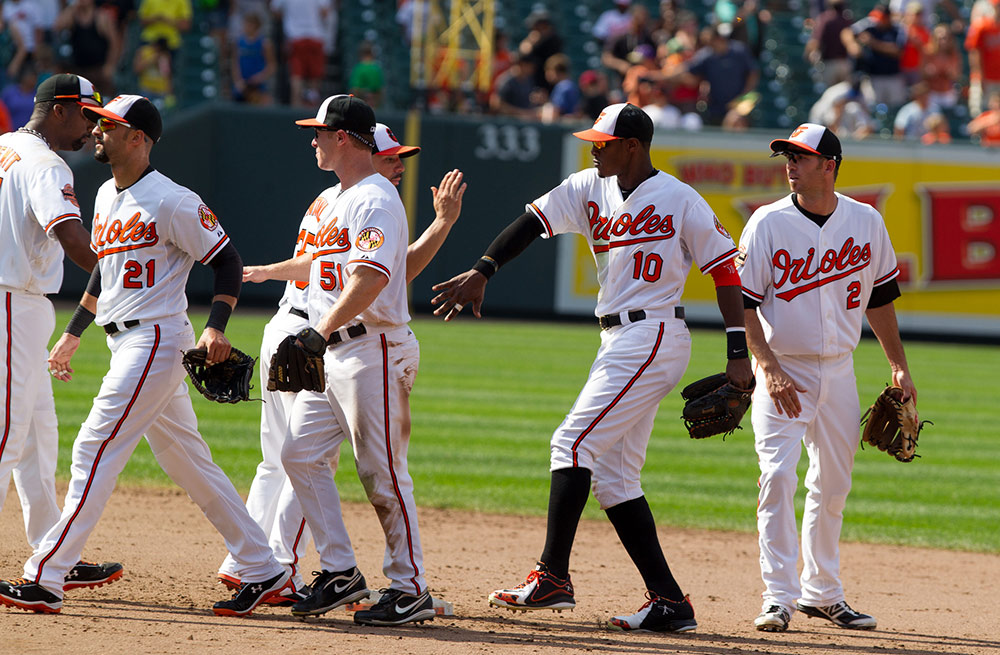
xmin=83 ymin=94 xmax=163 ymax=143
xmin=573 ymin=102 xmax=654 ymax=143
xmin=295 ymin=94 xmax=376 ymax=149
xmin=34 ymin=73 xmax=103 ymax=107
xmin=770 ymin=123 xmax=842 ymax=161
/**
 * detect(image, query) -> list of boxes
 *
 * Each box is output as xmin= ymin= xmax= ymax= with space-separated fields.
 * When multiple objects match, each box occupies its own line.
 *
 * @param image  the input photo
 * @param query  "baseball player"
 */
xmin=738 ymin=123 xmax=915 ymax=632
xmin=0 ymin=73 xmax=124 ymax=592
xmin=233 ymin=96 xmax=436 ymax=626
xmin=431 ymin=103 xmax=753 ymax=632
xmin=0 ymin=95 xmax=289 ymax=616
xmin=217 ymin=121 xmax=465 ymax=608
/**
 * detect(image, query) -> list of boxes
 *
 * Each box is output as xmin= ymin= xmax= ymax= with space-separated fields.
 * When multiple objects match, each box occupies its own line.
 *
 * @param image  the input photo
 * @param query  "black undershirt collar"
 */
xmin=792 ymin=193 xmax=835 ymax=227
xmin=116 ymin=165 xmax=156 ymax=193
xmin=620 ymin=168 xmax=660 ymax=201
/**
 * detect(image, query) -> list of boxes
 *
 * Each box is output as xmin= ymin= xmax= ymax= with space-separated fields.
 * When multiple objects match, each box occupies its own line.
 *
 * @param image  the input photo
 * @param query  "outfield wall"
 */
xmin=60 ymin=105 xmax=1000 ymax=338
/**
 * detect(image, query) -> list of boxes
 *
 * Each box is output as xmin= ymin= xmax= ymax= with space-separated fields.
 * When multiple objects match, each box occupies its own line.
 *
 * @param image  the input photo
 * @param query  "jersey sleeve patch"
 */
xmin=355 ymin=226 xmax=385 ymax=252
xmin=714 ymin=215 xmax=732 ymax=239
xmin=61 ymin=184 xmax=80 ymax=208
xmin=198 ymin=204 xmax=219 ymax=231
xmin=735 ymin=243 xmax=748 ymax=267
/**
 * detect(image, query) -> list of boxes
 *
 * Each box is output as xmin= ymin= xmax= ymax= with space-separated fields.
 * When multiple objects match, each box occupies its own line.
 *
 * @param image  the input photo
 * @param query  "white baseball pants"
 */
xmin=752 ymin=351 xmax=859 ymax=611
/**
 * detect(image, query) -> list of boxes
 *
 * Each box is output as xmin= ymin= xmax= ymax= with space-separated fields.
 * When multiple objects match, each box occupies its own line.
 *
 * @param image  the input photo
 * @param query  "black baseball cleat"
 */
xmin=0 ymin=578 xmax=63 ymax=613
xmin=291 ymin=568 xmax=369 ymax=617
xmin=608 ymin=592 xmax=697 ymax=633
xmin=796 ymin=601 xmax=877 ymax=629
xmin=353 ymin=588 xmax=436 ymax=626
xmin=488 ymin=562 xmax=575 ymax=612
xmin=212 ymin=570 xmax=291 ymax=617
xmin=263 ymin=583 xmax=312 ymax=607
xmin=64 ymin=560 xmax=124 ymax=591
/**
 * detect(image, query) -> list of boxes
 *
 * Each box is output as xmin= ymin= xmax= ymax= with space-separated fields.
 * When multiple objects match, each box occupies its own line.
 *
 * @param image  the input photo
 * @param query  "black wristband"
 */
xmin=65 ymin=305 xmax=96 ymax=338
xmin=727 ymin=329 xmax=749 ymax=360
xmin=205 ymin=300 xmax=233 ymax=332
xmin=472 ymin=256 xmax=498 ymax=280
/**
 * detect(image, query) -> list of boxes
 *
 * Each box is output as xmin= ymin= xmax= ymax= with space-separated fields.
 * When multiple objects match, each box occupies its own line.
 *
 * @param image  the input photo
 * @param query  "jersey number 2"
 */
xmin=123 ymin=260 xmax=155 ymax=288
xmin=846 ymin=281 xmax=861 ymax=309
xmin=631 ymin=251 xmax=663 ymax=283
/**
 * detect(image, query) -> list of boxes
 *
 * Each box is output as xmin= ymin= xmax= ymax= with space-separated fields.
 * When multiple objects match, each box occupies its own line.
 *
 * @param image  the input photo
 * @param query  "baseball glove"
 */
xmin=182 ymin=346 xmax=256 ymax=404
xmin=681 ymin=372 xmax=755 ymax=439
xmin=860 ymin=386 xmax=929 ymax=462
xmin=266 ymin=328 xmax=326 ymax=393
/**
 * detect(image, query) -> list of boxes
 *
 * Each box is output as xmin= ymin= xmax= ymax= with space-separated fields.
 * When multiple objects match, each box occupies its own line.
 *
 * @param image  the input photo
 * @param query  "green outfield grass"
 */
xmin=48 ymin=310 xmax=1000 ymax=553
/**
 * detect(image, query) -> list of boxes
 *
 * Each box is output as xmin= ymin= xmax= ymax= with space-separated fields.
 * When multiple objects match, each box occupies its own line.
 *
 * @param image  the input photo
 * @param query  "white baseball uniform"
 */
xmin=217 ymin=203 xmax=326 ymax=590
xmin=737 ymin=192 xmax=899 ymax=611
xmin=528 ymin=167 xmax=738 ymax=509
xmin=0 ymin=130 xmax=83 ymax=549
xmin=23 ymin=169 xmax=284 ymax=595
xmin=281 ymin=173 xmax=427 ymax=594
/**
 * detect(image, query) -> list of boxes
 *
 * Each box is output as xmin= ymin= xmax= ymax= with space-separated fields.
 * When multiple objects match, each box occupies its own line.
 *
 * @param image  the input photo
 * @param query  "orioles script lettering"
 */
xmin=772 ymin=237 xmax=871 ymax=300
xmin=587 ymin=202 xmax=675 ymax=242
xmin=92 ymin=212 xmax=159 ymax=254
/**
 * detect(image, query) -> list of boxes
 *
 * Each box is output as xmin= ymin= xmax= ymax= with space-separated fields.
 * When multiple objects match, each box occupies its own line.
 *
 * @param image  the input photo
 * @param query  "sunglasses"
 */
xmin=780 ymin=151 xmax=832 ymax=164
xmin=98 ymin=118 xmax=127 ymax=132
xmin=593 ymin=140 xmax=612 ymax=150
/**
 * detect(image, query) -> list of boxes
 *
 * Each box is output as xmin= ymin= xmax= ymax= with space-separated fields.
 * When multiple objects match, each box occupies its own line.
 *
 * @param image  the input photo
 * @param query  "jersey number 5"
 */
xmin=318 ymin=261 xmax=343 ymax=291
xmin=123 ymin=260 xmax=155 ymax=288
xmin=631 ymin=251 xmax=663 ymax=283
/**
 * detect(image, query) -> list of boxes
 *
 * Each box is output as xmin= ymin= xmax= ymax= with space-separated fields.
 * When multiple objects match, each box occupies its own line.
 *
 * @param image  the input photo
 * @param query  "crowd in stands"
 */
xmin=2 ymin=0 xmax=1000 ymax=146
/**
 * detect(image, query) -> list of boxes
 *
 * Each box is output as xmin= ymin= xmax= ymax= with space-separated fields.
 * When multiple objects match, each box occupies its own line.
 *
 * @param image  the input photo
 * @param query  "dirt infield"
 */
xmin=2 ymin=485 xmax=997 ymax=655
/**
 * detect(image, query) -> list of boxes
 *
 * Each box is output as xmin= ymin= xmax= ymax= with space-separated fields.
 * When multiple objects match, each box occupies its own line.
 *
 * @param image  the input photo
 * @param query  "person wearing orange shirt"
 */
xmin=965 ymin=0 xmax=1000 ymax=116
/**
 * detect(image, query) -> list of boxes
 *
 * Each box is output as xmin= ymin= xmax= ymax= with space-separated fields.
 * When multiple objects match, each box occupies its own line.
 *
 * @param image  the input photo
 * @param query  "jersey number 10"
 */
xmin=631 ymin=251 xmax=663 ymax=283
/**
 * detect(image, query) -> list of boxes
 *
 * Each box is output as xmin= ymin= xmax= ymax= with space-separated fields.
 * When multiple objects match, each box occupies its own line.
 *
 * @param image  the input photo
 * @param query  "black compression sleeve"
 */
xmin=65 ymin=304 xmax=95 ymax=337
xmin=471 ymin=212 xmax=544 ymax=279
xmin=743 ymin=294 xmax=760 ymax=310
xmin=85 ymin=265 xmax=102 ymax=297
xmin=867 ymin=279 xmax=901 ymax=309
xmin=207 ymin=241 xmax=243 ymax=298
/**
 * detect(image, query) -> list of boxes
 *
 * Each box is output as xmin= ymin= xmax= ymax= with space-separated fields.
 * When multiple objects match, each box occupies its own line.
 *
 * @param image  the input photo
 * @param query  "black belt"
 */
xmin=104 ymin=319 xmax=141 ymax=335
xmin=327 ymin=323 xmax=367 ymax=345
xmin=598 ymin=307 xmax=684 ymax=330
xmin=289 ymin=307 xmax=308 ymax=319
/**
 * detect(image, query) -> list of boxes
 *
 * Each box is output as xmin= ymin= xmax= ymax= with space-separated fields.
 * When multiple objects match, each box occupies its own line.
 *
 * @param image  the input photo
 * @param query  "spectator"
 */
xmin=679 ymin=23 xmax=759 ymax=126
xmin=966 ymin=0 xmax=1000 ymax=117
xmin=806 ymin=0 xmax=854 ymax=86
xmin=272 ymin=0 xmax=332 ymax=107
xmin=593 ymin=0 xmax=634 ymax=45
xmin=138 ymin=0 xmax=191 ymax=55
xmin=623 ymin=44 xmax=661 ymax=107
xmin=54 ymin=0 xmax=120 ymax=97
xmin=232 ymin=11 xmax=276 ymax=105
xmin=0 ymin=62 xmax=37 ymax=129
xmin=133 ymin=36 xmax=174 ymax=108
xmin=348 ymin=41 xmax=384 ymax=109
xmin=578 ymin=69 xmax=611 ymax=121
xmin=640 ymin=81 xmax=701 ymax=131
xmin=715 ymin=0 xmax=771 ymax=58
xmin=490 ymin=53 xmax=538 ymax=118
xmin=98 ymin=0 xmax=138 ymax=53
xmin=0 ymin=97 xmax=11 ymax=135
xmin=889 ymin=0 xmax=963 ymax=30
xmin=602 ymin=5 xmax=656 ymax=78
xmin=722 ymin=91 xmax=759 ymax=131
xmin=924 ymin=23 xmax=961 ymax=109
xmin=2 ymin=0 xmax=42 ymax=79
xmin=395 ymin=0 xmax=431 ymax=46
xmin=921 ymin=112 xmax=952 ymax=143
xmin=843 ymin=4 xmax=907 ymax=109
xmin=968 ymin=91 xmax=1000 ymax=145
xmin=518 ymin=10 xmax=563 ymax=93
xmin=660 ymin=11 xmax=701 ymax=115
xmin=809 ymin=80 xmax=878 ymax=139
xmin=540 ymin=53 xmax=579 ymax=121
xmin=894 ymin=81 xmax=942 ymax=139
xmin=898 ymin=2 xmax=931 ymax=86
